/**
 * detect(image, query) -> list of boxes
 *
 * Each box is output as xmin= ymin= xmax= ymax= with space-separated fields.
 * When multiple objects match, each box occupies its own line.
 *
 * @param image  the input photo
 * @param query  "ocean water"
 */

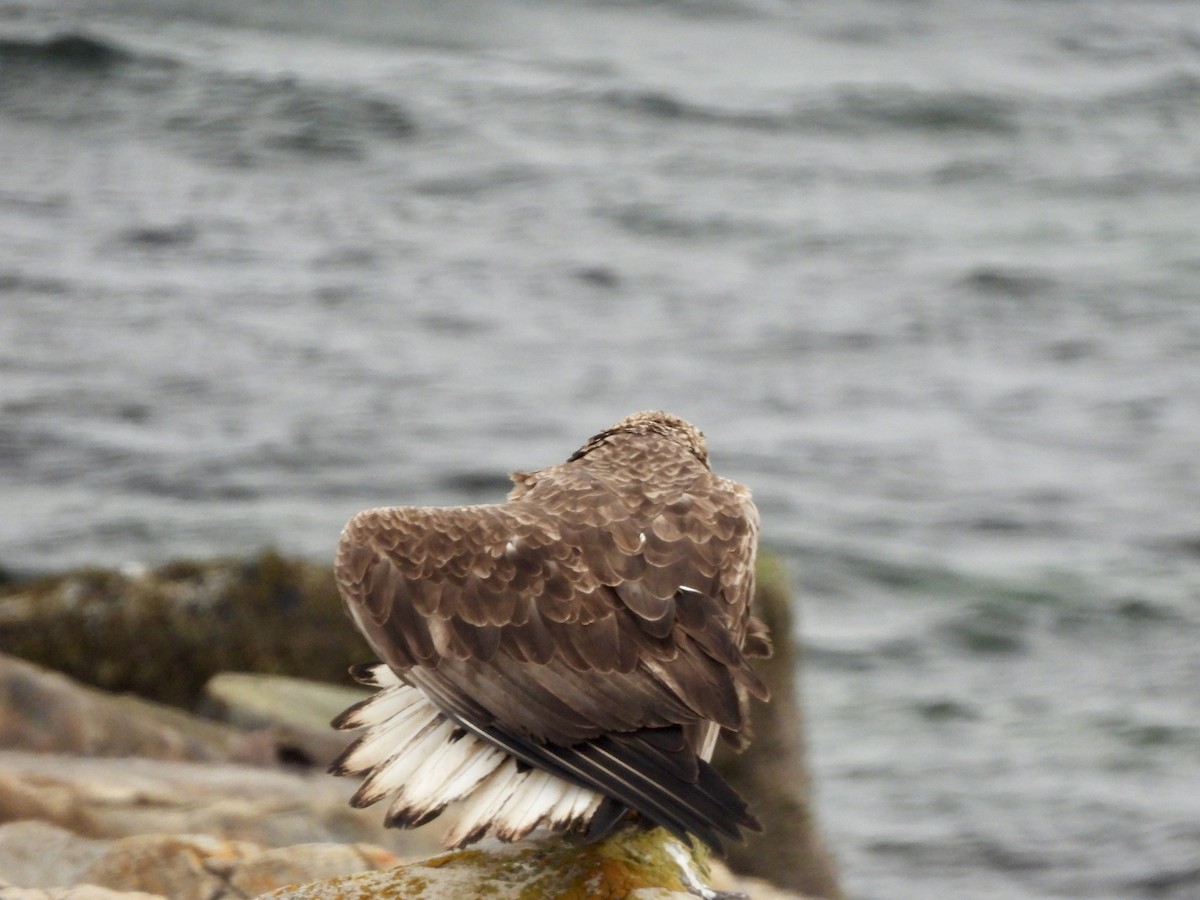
xmin=2 ymin=1 xmax=1199 ymax=897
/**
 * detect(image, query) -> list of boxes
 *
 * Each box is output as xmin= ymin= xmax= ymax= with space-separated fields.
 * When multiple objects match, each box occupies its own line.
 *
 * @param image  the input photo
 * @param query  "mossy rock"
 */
xmin=0 ymin=549 xmax=369 ymax=708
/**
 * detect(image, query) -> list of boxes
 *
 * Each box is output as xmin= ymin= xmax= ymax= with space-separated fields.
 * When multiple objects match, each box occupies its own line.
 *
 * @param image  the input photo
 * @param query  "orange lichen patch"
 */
xmin=81 ymin=834 xmax=260 ymax=897
xmin=351 ymin=843 xmax=404 ymax=869
xmin=418 ymin=848 xmax=485 ymax=870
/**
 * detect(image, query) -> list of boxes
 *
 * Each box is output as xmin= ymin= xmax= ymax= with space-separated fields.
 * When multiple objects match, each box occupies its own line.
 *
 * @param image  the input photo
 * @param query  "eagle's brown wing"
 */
xmin=334 ymin=463 xmax=765 ymax=848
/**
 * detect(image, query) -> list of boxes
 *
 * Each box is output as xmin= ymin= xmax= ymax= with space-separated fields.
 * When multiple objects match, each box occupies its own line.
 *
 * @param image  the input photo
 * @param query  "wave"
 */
xmin=560 ymin=0 xmax=777 ymax=20
xmin=0 ymin=270 xmax=71 ymax=296
xmin=823 ymin=86 xmax=1020 ymax=135
xmin=163 ymin=74 xmax=417 ymax=164
xmin=789 ymin=546 xmax=1196 ymax=659
xmin=939 ymin=601 xmax=1031 ymax=655
xmin=1095 ymin=714 xmax=1198 ymax=751
xmin=601 ymin=88 xmax=793 ymax=131
xmin=602 ymin=84 xmax=1020 ymax=136
xmin=959 ymin=266 xmax=1058 ymax=300
xmin=0 ymin=32 xmax=134 ymax=72
xmin=0 ymin=30 xmax=417 ymax=163
xmin=1096 ymin=69 xmax=1200 ymax=112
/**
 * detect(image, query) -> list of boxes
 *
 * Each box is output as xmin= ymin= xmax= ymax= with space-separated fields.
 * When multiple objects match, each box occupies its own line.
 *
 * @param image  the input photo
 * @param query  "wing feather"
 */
xmin=333 ymin=435 xmax=765 ymax=848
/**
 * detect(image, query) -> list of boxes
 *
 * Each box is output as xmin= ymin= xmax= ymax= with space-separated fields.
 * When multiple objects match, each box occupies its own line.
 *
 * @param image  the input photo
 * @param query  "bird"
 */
xmin=329 ymin=410 xmax=771 ymax=853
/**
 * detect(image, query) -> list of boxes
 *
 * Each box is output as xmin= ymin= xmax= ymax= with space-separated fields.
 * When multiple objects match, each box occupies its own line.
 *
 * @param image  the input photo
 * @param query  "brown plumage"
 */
xmin=331 ymin=410 xmax=770 ymax=852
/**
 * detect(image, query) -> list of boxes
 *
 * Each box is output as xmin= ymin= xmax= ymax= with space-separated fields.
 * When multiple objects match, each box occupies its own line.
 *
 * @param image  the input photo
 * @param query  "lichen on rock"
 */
xmin=260 ymin=826 xmax=716 ymax=900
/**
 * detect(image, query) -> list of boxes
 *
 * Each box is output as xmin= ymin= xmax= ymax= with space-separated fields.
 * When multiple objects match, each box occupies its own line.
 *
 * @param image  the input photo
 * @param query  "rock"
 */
xmin=257 ymin=826 xmax=815 ymax=900
xmin=202 ymin=673 xmax=366 ymax=733
xmin=0 ymin=886 xmax=166 ymax=899
xmin=0 ymin=654 xmax=272 ymax=764
xmin=199 ymin=673 xmax=368 ymax=768
xmin=714 ymin=553 xmax=844 ymax=899
xmin=0 ymin=550 xmax=367 ymax=708
xmin=80 ymin=834 xmax=399 ymax=900
xmin=0 ymin=824 xmax=815 ymax=900
xmin=0 ymin=751 xmax=440 ymax=856
xmin=222 ymin=843 xmax=400 ymax=898
xmin=78 ymin=834 xmax=261 ymax=899
xmin=0 ymin=548 xmax=841 ymax=897
xmin=0 ymin=651 xmax=374 ymax=770
xmin=0 ymin=821 xmax=400 ymax=900
xmin=0 ymin=821 xmax=110 ymax=888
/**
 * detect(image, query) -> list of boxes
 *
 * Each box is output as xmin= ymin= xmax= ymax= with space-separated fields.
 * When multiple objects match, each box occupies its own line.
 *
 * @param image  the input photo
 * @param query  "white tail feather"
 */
xmin=357 ymin=663 xmax=403 ymax=689
xmin=336 ymin=673 xmax=606 ymax=846
xmin=495 ymin=769 xmax=597 ymax=841
xmin=340 ymin=692 xmax=441 ymax=773
xmin=337 ymin=681 xmax=423 ymax=730
xmin=384 ymin=731 xmax=505 ymax=820
xmin=354 ymin=714 xmax=455 ymax=805
xmin=548 ymin=781 xmax=605 ymax=826
xmin=443 ymin=758 xmax=528 ymax=847
xmin=494 ymin=769 xmax=564 ymax=840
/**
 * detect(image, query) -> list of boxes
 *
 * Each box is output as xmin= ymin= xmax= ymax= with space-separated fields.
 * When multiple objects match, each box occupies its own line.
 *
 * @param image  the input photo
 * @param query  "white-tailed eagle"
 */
xmin=330 ymin=411 xmax=770 ymax=852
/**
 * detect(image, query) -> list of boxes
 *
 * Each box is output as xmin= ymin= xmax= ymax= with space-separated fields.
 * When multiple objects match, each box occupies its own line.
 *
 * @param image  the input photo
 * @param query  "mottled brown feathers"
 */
xmin=333 ymin=411 xmax=768 ymax=850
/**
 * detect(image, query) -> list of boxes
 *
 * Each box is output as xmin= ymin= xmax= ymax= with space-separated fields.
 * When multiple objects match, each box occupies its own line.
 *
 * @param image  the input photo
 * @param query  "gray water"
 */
xmin=2 ymin=1 xmax=1199 ymax=897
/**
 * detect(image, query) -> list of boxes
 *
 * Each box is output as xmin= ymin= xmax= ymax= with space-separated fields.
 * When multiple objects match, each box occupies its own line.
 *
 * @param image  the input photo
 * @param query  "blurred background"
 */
xmin=2 ymin=1 xmax=1199 ymax=897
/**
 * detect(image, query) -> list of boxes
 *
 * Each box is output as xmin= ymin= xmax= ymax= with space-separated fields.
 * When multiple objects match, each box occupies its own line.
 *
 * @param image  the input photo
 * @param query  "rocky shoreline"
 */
xmin=0 ymin=551 xmax=839 ymax=899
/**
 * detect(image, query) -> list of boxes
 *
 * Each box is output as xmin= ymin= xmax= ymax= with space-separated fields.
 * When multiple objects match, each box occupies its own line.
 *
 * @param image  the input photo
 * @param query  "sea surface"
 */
xmin=2 ymin=1 xmax=1199 ymax=897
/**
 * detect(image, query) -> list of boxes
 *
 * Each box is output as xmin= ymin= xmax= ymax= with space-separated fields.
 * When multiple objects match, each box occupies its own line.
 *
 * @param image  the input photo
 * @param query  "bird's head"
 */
xmin=569 ymin=410 xmax=709 ymax=467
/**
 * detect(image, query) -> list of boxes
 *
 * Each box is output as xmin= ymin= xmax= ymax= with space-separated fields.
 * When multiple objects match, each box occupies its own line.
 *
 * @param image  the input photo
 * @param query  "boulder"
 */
xmin=0 ymin=822 xmax=813 ymax=900
xmin=0 ymin=550 xmax=367 ymax=708
xmin=0 ymin=820 xmax=110 ymax=888
xmin=201 ymin=672 xmax=366 ymax=733
xmin=0 ymin=751 xmax=440 ymax=856
xmin=0 ymin=821 xmax=400 ymax=899
xmin=716 ymin=554 xmax=844 ymax=898
xmin=76 ymin=834 xmax=261 ymax=900
xmin=199 ymin=672 xmax=368 ymax=768
xmin=80 ymin=833 xmax=398 ymax=900
xmin=0 ymin=653 xmax=272 ymax=764
xmin=0 ymin=887 xmax=165 ymax=899
xmin=221 ymin=842 xmax=399 ymax=898
xmin=258 ymin=826 xmax=817 ymax=900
